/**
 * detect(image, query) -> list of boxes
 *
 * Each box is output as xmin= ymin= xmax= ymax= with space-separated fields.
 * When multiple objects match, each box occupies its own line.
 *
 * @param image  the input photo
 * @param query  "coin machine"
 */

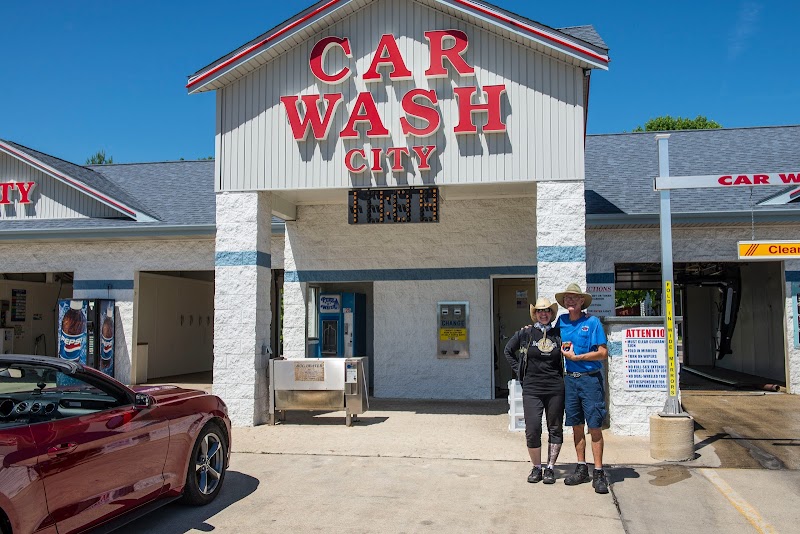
xmin=316 ymin=293 xmax=366 ymax=359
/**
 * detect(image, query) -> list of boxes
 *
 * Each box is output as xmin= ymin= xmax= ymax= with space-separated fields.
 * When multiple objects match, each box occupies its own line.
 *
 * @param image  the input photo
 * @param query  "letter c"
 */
xmin=310 ymin=37 xmax=352 ymax=84
xmin=718 ymin=175 xmax=733 ymax=185
xmin=345 ymin=149 xmax=367 ymax=173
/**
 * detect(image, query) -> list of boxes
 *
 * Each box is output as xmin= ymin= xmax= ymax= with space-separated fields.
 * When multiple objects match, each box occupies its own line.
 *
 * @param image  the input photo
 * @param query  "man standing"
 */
xmin=555 ymin=283 xmax=610 ymax=494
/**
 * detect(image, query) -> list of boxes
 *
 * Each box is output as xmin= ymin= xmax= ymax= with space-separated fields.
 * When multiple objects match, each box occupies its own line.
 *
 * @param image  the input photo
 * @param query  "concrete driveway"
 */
xmin=117 ymin=399 xmax=799 ymax=533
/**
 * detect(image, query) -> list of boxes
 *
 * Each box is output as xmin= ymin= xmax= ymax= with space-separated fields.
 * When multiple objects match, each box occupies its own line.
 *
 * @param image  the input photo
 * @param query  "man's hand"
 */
xmin=562 ymin=345 xmax=579 ymax=360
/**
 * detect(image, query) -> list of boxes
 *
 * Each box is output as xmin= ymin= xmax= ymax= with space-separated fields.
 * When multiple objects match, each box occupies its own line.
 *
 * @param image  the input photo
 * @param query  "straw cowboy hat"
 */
xmin=555 ymin=283 xmax=593 ymax=309
xmin=530 ymin=296 xmax=559 ymax=322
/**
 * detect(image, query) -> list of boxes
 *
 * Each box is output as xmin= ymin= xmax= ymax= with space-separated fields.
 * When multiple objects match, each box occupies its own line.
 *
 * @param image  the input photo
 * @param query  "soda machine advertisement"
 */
xmin=99 ymin=300 xmax=115 ymax=376
xmin=58 ymin=300 xmax=88 ymax=365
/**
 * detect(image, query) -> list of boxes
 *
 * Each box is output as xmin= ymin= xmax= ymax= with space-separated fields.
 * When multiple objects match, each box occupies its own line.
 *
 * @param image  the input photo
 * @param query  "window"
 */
xmin=307 ymin=286 xmax=319 ymax=340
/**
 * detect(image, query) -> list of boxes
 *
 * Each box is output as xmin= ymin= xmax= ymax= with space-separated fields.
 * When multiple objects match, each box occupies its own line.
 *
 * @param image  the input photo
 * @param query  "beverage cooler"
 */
xmin=57 ymin=299 xmax=116 ymax=376
xmin=316 ymin=293 xmax=366 ymax=358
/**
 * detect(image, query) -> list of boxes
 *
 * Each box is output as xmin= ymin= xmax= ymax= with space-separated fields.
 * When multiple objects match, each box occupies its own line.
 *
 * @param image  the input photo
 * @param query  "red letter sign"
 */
xmin=425 ymin=30 xmax=475 ymax=78
xmin=400 ymin=89 xmax=441 ymax=137
xmin=281 ymin=94 xmax=344 ymax=141
xmin=345 ymin=149 xmax=367 ymax=173
xmin=340 ymin=92 xmax=390 ymax=138
xmin=16 ymin=182 xmax=35 ymax=203
xmin=453 ymin=85 xmax=507 ymax=134
xmin=309 ymin=36 xmax=352 ymax=84
xmin=363 ymin=34 xmax=413 ymax=83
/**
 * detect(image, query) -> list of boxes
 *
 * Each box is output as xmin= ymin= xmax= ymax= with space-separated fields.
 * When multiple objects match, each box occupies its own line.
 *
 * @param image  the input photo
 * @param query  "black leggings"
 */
xmin=522 ymin=392 xmax=565 ymax=449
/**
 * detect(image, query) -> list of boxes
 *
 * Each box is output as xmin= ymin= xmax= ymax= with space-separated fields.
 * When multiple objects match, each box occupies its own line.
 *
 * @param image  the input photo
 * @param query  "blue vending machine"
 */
xmin=316 ymin=293 xmax=366 ymax=358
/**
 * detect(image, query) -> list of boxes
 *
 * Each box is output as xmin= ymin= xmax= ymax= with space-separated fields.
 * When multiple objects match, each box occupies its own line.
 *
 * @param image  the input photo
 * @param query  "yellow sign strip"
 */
xmin=738 ymin=241 xmax=800 ymax=259
xmin=665 ymin=281 xmax=677 ymax=397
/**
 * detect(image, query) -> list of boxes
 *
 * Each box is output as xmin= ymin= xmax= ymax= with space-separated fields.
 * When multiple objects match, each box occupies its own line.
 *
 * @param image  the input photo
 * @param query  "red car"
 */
xmin=0 ymin=355 xmax=231 ymax=534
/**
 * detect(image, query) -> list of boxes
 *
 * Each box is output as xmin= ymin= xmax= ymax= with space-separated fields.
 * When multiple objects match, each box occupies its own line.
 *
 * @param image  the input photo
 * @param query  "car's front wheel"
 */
xmin=181 ymin=422 xmax=228 ymax=505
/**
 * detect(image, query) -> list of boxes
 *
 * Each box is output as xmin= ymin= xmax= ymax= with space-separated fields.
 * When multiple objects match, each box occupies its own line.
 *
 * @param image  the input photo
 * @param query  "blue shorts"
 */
xmin=564 ymin=373 xmax=607 ymax=429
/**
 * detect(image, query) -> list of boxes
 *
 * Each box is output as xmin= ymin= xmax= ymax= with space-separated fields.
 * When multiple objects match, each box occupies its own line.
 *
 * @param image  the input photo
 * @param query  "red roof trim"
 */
xmin=451 ymin=0 xmax=608 ymax=64
xmin=187 ymin=0 xmax=346 ymax=90
xmin=0 ymin=143 xmax=137 ymax=217
xmin=188 ymin=0 xmax=608 ymax=92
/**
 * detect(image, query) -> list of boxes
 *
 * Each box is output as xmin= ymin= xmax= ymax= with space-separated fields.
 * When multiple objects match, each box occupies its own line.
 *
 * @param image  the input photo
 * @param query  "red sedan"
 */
xmin=0 ymin=355 xmax=231 ymax=534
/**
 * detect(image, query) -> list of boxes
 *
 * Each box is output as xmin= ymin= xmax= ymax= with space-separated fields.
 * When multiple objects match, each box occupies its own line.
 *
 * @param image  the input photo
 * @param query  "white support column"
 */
xmin=535 ymin=181 xmax=587 ymax=302
xmin=785 ymin=260 xmax=800 ymax=395
xmin=282 ymin=220 xmax=307 ymax=359
xmin=213 ymin=191 xmax=272 ymax=426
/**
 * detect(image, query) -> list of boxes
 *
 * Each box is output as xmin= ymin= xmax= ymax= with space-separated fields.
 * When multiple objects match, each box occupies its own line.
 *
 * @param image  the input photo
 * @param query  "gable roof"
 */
xmin=585 ymin=125 xmax=800 ymax=226
xmin=0 ymin=140 xmax=155 ymax=222
xmin=557 ymin=25 xmax=608 ymax=51
xmin=187 ymin=0 xmax=609 ymax=94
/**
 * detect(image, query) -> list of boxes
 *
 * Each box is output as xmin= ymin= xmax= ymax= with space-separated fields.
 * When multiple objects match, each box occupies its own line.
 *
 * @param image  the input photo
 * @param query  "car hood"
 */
xmin=131 ymin=384 xmax=208 ymax=404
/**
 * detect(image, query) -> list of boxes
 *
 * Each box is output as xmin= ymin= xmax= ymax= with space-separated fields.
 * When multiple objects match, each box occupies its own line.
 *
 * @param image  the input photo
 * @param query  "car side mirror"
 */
xmin=134 ymin=393 xmax=152 ymax=409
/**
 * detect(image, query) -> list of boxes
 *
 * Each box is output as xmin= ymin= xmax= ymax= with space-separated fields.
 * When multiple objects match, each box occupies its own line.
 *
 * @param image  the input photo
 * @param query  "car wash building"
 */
xmin=0 ymin=140 xmax=226 ymax=389
xmin=188 ymin=0 xmax=610 ymax=425
xmin=584 ymin=126 xmax=800 ymax=434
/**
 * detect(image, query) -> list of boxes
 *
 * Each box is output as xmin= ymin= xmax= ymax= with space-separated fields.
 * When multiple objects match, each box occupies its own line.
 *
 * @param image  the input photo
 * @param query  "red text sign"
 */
xmin=0 ymin=182 xmax=36 ymax=204
xmin=656 ymin=173 xmax=800 ymax=190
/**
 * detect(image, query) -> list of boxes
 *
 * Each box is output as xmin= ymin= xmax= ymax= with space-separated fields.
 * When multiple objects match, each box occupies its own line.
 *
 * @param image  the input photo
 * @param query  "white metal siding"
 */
xmin=0 ymin=152 xmax=119 ymax=220
xmin=216 ymin=0 xmax=585 ymax=192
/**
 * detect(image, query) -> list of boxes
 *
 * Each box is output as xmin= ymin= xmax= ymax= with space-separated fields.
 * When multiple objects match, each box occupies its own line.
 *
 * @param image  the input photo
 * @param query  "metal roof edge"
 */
xmin=0 ymin=224 xmax=217 ymax=242
xmin=187 ymin=0 xmax=609 ymax=93
xmin=0 ymin=140 xmax=156 ymax=222
xmin=587 ymin=210 xmax=800 ymax=228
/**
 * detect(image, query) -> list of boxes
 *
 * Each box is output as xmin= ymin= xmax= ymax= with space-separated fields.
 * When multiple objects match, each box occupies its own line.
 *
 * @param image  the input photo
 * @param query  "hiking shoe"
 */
xmin=564 ymin=464 xmax=590 ymax=486
xmin=527 ymin=466 xmax=543 ymax=483
xmin=542 ymin=467 xmax=556 ymax=484
xmin=593 ymin=469 xmax=609 ymax=494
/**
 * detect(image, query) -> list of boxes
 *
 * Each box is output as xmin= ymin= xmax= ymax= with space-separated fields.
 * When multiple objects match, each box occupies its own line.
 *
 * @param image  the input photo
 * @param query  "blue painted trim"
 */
xmin=73 ymin=280 xmax=134 ymax=290
xmin=285 ymin=265 xmax=537 ymax=283
xmin=538 ymin=246 xmax=586 ymax=263
xmin=786 ymin=271 xmax=800 ymax=282
xmin=215 ymin=251 xmax=271 ymax=267
xmin=608 ymin=341 xmax=623 ymax=358
xmin=587 ymin=273 xmax=615 ymax=284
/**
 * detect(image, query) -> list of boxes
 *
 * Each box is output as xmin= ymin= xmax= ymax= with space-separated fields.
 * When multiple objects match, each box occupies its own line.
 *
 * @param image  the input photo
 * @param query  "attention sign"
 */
xmin=738 ymin=241 xmax=800 ymax=260
xmin=623 ymin=327 xmax=667 ymax=391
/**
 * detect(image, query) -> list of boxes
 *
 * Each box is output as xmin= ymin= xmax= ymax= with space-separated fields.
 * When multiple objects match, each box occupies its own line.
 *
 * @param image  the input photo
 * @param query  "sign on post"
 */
xmin=655 ymin=172 xmax=800 ymax=190
xmin=738 ymin=241 xmax=800 ymax=260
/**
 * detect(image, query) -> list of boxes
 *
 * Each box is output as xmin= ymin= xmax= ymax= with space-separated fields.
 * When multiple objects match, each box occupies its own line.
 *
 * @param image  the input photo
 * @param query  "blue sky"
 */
xmin=2 ymin=0 xmax=798 ymax=164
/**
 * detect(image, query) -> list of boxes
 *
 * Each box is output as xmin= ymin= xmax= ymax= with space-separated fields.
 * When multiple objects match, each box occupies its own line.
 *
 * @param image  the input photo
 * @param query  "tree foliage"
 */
xmin=633 ymin=115 xmax=722 ymax=132
xmin=86 ymin=150 xmax=113 ymax=165
xmin=615 ymin=289 xmax=659 ymax=310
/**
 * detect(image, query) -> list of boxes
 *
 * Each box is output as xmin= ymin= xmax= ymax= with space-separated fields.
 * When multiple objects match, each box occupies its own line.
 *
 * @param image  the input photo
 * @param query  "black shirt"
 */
xmin=504 ymin=325 xmax=564 ymax=395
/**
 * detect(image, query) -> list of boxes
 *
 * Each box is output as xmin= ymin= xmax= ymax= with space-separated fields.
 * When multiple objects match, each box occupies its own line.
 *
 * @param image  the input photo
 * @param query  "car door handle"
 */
xmin=47 ymin=442 xmax=78 ymax=456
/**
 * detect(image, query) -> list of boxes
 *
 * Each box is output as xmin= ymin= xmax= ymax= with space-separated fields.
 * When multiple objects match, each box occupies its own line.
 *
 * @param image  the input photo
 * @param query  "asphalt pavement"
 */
xmin=116 ymin=397 xmax=800 ymax=533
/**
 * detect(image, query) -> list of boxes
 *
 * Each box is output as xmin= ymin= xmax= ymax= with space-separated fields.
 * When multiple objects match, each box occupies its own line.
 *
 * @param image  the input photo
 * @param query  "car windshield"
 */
xmin=0 ymin=363 xmax=101 ymax=395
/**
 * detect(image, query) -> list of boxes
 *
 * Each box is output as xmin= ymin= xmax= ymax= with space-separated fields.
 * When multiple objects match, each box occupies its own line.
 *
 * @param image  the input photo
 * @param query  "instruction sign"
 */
xmin=294 ymin=361 xmax=325 ymax=382
xmin=623 ymin=327 xmax=667 ymax=391
xmin=738 ymin=241 xmax=800 ymax=260
xmin=587 ymin=283 xmax=615 ymax=317
xmin=11 ymin=289 xmax=26 ymax=322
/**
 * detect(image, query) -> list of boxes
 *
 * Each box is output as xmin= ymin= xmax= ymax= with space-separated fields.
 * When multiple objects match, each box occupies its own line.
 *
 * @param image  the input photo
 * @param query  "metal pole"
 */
xmin=656 ymin=134 xmax=687 ymax=416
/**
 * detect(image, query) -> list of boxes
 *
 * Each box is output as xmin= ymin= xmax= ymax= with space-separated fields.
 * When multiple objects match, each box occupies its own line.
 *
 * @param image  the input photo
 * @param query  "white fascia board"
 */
xmin=0 ymin=141 xmax=153 ymax=222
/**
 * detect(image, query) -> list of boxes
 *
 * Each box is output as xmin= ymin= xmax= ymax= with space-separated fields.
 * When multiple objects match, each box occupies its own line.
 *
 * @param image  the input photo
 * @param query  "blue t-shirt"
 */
xmin=557 ymin=313 xmax=608 ymax=373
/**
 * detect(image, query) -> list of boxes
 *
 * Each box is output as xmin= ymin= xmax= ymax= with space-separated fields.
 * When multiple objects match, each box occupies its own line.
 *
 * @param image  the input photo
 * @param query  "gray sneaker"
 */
xmin=527 ymin=466 xmax=543 ymax=483
xmin=542 ymin=467 xmax=556 ymax=484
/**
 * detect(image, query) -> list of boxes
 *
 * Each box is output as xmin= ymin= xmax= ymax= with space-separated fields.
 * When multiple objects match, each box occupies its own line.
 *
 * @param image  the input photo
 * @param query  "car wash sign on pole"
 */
xmin=738 ymin=241 xmax=800 ymax=260
xmin=655 ymin=172 xmax=800 ymax=190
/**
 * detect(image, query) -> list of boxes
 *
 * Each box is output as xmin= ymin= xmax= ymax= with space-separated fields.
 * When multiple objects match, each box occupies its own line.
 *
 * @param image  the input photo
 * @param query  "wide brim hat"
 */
xmin=530 ymin=297 xmax=559 ymax=322
xmin=555 ymin=283 xmax=593 ymax=309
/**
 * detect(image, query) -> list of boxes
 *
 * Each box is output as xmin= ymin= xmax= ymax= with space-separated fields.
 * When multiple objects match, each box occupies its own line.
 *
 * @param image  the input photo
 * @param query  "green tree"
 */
xmin=86 ymin=150 xmax=113 ymax=165
xmin=633 ymin=115 xmax=721 ymax=132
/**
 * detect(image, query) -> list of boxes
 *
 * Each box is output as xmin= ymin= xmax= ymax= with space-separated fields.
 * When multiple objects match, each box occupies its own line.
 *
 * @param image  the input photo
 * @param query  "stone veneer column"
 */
xmin=282 ymin=220 xmax=307 ymax=359
xmin=213 ymin=191 xmax=272 ymax=426
xmin=535 ymin=181 xmax=587 ymax=303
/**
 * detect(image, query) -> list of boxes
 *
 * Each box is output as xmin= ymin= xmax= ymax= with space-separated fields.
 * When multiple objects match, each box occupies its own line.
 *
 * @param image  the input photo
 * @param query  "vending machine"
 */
xmin=316 ymin=293 xmax=366 ymax=358
xmin=57 ymin=299 xmax=115 ymax=376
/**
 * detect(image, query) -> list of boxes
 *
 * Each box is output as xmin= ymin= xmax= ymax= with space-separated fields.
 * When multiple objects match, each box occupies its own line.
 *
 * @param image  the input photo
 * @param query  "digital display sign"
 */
xmin=349 ymin=187 xmax=439 ymax=224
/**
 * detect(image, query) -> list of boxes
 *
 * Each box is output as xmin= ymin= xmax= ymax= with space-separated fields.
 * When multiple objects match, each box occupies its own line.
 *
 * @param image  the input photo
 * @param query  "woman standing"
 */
xmin=504 ymin=297 xmax=565 ymax=484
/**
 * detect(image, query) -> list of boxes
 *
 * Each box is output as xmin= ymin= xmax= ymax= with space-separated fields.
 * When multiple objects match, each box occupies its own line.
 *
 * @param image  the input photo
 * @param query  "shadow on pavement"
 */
xmin=275 ymin=411 xmax=390 ymax=426
xmin=367 ymin=398 xmax=509 ymax=415
xmin=115 ymin=471 xmax=259 ymax=533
